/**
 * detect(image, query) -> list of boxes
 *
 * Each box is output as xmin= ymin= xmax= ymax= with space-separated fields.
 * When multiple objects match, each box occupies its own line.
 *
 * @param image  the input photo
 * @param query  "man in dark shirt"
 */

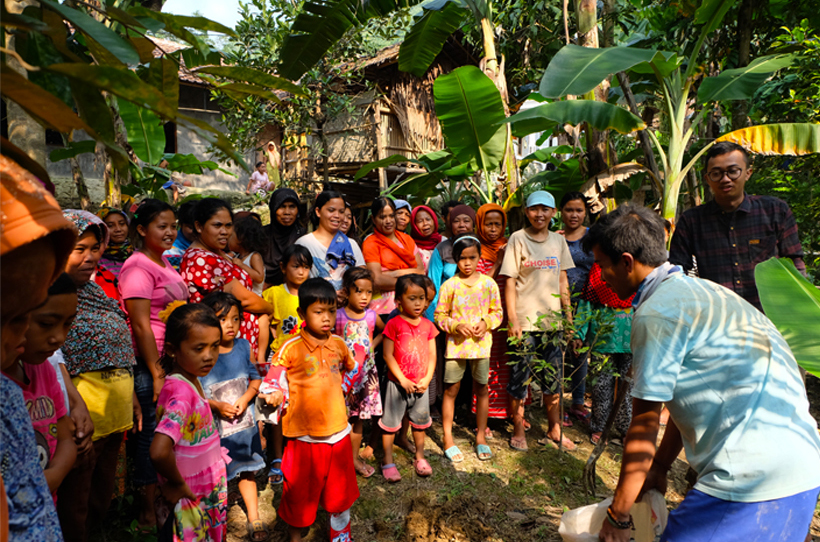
xmin=669 ymin=141 xmax=805 ymax=312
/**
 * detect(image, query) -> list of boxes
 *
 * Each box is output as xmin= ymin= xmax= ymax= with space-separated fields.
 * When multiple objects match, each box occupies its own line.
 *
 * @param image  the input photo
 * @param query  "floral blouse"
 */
xmin=180 ymin=247 xmax=259 ymax=356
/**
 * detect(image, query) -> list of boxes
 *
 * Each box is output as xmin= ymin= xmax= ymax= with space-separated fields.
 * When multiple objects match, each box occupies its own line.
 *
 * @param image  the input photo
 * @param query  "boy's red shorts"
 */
xmin=278 ymin=435 xmax=360 ymax=528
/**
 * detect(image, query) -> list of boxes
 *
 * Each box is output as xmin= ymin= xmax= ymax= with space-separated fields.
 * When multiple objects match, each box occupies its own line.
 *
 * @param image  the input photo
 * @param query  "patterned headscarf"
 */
xmin=97 ymin=208 xmax=132 ymax=263
xmin=62 ymin=209 xmax=110 ymax=247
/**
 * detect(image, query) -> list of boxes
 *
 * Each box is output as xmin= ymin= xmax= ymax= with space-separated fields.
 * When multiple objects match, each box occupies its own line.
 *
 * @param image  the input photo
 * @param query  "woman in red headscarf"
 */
xmin=409 ymin=205 xmax=442 ymax=273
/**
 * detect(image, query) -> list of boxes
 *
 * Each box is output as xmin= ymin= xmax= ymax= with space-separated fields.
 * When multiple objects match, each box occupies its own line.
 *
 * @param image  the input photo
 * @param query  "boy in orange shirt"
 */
xmin=259 ymin=278 xmax=359 ymax=542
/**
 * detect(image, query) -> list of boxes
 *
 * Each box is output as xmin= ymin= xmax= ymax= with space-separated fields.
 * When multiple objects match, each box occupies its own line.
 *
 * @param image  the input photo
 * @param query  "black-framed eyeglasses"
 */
xmin=706 ymin=167 xmax=744 ymax=183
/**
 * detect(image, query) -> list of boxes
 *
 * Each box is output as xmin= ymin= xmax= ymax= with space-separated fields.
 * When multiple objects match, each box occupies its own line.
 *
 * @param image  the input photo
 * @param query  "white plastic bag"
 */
xmin=558 ymin=490 xmax=668 ymax=542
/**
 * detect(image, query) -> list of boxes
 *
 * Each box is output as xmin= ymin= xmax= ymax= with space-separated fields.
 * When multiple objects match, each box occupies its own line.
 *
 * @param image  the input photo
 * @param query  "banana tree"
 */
xmin=1 ymin=0 xmax=305 ymax=205
xmin=502 ymin=0 xmax=820 ymax=224
xmin=352 ymin=65 xmax=507 ymax=203
xmin=276 ymin=0 xmax=522 ymax=199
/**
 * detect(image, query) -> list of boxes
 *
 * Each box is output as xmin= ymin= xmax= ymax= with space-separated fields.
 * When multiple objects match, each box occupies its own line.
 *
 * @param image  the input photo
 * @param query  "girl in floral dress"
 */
xmin=336 ymin=267 xmax=384 ymax=478
xmin=150 ymin=303 xmax=227 ymax=542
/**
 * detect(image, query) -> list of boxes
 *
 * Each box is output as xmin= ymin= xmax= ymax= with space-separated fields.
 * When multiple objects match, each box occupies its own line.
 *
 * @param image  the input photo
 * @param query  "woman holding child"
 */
xmin=180 ymin=198 xmax=273 ymax=363
xmin=362 ymin=197 xmax=425 ymax=316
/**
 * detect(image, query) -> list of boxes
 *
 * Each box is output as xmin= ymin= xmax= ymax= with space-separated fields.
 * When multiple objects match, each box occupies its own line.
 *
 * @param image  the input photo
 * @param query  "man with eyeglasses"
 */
xmin=669 ymin=141 xmax=805 ymax=312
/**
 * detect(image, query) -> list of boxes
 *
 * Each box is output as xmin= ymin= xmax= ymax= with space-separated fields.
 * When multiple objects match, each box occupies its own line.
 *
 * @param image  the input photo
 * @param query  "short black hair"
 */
xmin=159 ymin=303 xmax=221 ymax=376
xmin=256 ymin=161 xmax=264 ymax=168
xmin=452 ymin=236 xmax=481 ymax=261
xmin=560 ymin=191 xmax=589 ymax=211
xmin=395 ymin=274 xmax=427 ymax=299
xmin=440 ymin=200 xmax=460 ymax=222
xmin=281 ymin=244 xmax=313 ymax=270
xmin=177 ymin=201 xmax=196 ymax=228
xmin=583 ymin=204 xmax=667 ymax=266
xmin=194 ymin=198 xmax=233 ymax=229
xmin=342 ymin=266 xmax=373 ymax=293
xmin=48 ymin=272 xmax=77 ymax=296
xmin=298 ymin=277 xmax=337 ymax=311
xmin=200 ymin=291 xmax=244 ymax=322
xmin=233 ymin=215 xmax=267 ymax=254
xmin=704 ymin=141 xmax=750 ymax=169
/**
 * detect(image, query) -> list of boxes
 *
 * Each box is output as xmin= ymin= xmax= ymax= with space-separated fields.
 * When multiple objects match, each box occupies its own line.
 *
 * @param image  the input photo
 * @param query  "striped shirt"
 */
xmin=669 ymin=195 xmax=805 ymax=312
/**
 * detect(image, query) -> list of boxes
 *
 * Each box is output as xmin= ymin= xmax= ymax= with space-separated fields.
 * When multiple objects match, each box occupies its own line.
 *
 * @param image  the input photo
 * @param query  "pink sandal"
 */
xmin=381 ymin=463 xmax=401 ymax=483
xmin=413 ymin=458 xmax=433 ymax=477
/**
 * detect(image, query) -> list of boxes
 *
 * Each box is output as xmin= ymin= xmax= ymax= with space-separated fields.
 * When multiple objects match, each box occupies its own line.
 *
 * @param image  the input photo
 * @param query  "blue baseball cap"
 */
xmin=526 ymin=190 xmax=555 ymax=209
xmin=393 ymin=199 xmax=411 ymax=212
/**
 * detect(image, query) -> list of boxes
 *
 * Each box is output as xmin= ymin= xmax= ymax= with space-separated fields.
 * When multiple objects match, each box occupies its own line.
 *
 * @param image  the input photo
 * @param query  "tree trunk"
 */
xmin=730 ymin=0 xmax=754 ymax=130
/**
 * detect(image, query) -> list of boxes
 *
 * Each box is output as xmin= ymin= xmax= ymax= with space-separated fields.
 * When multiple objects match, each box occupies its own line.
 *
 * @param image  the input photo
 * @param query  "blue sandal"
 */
xmin=444 ymin=446 xmax=464 ymax=463
xmin=475 ymin=444 xmax=492 ymax=461
xmin=268 ymin=459 xmax=283 ymax=485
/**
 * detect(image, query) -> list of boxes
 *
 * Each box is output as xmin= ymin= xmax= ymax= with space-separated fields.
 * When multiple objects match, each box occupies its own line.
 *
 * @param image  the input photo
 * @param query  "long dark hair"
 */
xmin=159 ymin=304 xmax=221 ymax=376
xmin=130 ymin=198 xmax=175 ymax=249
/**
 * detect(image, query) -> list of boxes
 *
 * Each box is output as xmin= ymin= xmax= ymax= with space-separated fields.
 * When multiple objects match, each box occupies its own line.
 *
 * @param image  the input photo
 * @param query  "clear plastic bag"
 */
xmin=558 ymin=490 xmax=668 ymax=542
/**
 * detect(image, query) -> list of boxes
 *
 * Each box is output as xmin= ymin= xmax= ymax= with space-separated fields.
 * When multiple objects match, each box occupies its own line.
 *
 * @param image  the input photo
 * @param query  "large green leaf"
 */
xmin=434 ymin=65 xmax=507 ymax=173
xmin=716 ymin=123 xmax=820 ymax=156
xmin=176 ymin=114 xmax=249 ymax=171
xmin=162 ymin=154 xmax=231 ymax=175
xmin=40 ymin=0 xmax=140 ymax=65
xmin=504 ymin=100 xmax=645 ymax=136
xmin=698 ymin=54 xmax=794 ymax=103
xmin=0 ymin=64 xmax=94 ymax=134
xmin=49 ymin=140 xmax=97 ymax=162
xmin=539 ymin=44 xmax=676 ymax=98
xmin=399 ymin=0 xmax=468 ymax=78
xmin=46 ymin=63 xmax=175 ymax=118
xmin=215 ymin=83 xmax=283 ymax=104
xmin=520 ymin=145 xmax=576 ymax=168
xmin=755 ymin=258 xmax=820 ymax=377
xmin=128 ymin=7 xmax=213 ymax=58
xmin=128 ymin=6 xmax=237 ymax=37
xmin=119 ymin=99 xmax=165 ymax=164
xmin=141 ymin=58 xmax=180 ymax=112
xmin=278 ymin=0 xmax=424 ymax=81
xmin=194 ymin=66 xmax=306 ymax=96
xmin=693 ymin=0 xmax=736 ymax=35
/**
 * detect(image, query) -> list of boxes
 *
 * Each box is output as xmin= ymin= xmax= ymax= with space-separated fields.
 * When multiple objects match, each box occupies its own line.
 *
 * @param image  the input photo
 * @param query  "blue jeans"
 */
xmin=507 ymin=332 xmax=564 ymax=399
xmin=565 ymin=347 xmax=587 ymax=406
xmin=129 ymin=360 xmax=158 ymax=487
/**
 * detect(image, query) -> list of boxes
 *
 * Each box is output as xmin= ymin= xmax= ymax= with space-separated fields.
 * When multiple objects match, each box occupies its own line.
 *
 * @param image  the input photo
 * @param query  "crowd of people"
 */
xmin=2 ymin=140 xmax=819 ymax=542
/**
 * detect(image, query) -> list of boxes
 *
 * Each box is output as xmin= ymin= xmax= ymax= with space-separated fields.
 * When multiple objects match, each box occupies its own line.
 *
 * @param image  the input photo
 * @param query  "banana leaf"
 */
xmin=716 ymin=123 xmax=820 ymax=156
xmin=698 ymin=54 xmax=794 ymax=103
xmin=399 ymin=0 xmax=468 ymax=78
xmin=755 ymin=258 xmax=820 ymax=377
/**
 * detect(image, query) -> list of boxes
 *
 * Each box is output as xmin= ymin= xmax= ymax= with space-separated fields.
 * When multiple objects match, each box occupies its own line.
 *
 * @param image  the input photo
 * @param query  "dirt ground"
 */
xmin=94 ymin=377 xmax=820 ymax=542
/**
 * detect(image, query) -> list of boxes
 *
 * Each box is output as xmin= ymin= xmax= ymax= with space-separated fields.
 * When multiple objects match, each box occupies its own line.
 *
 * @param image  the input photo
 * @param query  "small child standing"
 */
xmin=380 ymin=275 xmax=438 ymax=482
xmin=337 ymin=267 xmax=384 ymax=478
xmin=258 ymin=278 xmax=359 ymax=542
xmin=229 ymin=215 xmax=269 ymax=365
xmin=260 ymin=244 xmax=313 ymax=485
xmin=149 ymin=304 xmax=227 ymax=542
xmin=3 ymin=273 xmax=78 ymax=497
xmin=434 ymin=237 xmax=502 ymax=463
xmin=198 ymin=292 xmax=267 ymax=542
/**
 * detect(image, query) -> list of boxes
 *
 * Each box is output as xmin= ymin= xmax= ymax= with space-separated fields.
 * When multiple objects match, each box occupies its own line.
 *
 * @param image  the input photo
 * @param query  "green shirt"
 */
xmin=574 ymin=300 xmax=632 ymax=353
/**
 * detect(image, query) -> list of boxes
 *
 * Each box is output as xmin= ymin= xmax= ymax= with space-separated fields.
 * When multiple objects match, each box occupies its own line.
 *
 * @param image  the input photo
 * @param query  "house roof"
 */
xmin=149 ymin=36 xmax=208 ymax=85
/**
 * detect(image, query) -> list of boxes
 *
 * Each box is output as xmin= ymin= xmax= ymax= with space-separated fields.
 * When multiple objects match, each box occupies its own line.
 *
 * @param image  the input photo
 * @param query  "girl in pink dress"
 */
xmin=150 ymin=303 xmax=228 ymax=542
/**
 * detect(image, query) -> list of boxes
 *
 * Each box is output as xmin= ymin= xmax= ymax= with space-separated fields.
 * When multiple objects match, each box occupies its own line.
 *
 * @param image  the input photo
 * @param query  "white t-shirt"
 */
xmin=295 ymin=232 xmax=365 ymax=291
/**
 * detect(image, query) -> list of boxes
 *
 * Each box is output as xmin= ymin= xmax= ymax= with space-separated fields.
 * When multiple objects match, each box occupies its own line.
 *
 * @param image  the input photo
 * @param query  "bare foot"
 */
xmin=545 ymin=432 xmax=576 ymax=451
xmin=396 ymin=435 xmax=417 ymax=455
xmin=659 ymin=407 xmax=670 ymax=427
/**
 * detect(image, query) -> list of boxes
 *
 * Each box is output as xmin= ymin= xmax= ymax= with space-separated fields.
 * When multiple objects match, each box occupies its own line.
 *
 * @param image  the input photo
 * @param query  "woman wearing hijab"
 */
xmin=97 ymin=208 xmax=133 ymax=278
xmin=58 ymin=210 xmax=138 ymax=542
xmin=263 ymin=188 xmax=305 ymax=288
xmin=425 ymin=204 xmax=476 ymax=320
xmin=362 ymin=197 xmax=424 ymax=316
xmin=409 ymin=205 xmax=442 ymax=273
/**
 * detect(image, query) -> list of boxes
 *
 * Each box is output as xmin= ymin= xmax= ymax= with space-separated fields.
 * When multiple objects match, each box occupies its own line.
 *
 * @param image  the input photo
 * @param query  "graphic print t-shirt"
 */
xmin=382 ymin=316 xmax=439 ymax=383
xmin=11 ymin=362 xmax=67 ymax=471
xmin=499 ymin=230 xmax=574 ymax=331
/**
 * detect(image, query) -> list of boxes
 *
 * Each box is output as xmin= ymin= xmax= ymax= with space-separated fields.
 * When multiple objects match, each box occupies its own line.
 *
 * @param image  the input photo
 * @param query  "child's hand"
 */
xmin=399 ymin=377 xmax=416 ymax=395
xmin=455 ymin=323 xmax=474 ymax=339
xmin=132 ymin=392 xmax=143 ymax=433
xmin=214 ymin=401 xmax=240 ymax=419
xmin=233 ymin=397 xmax=250 ymax=416
xmin=508 ymin=318 xmax=523 ymax=340
xmin=261 ymin=391 xmax=284 ymax=407
xmin=161 ymin=480 xmax=195 ymax=506
xmin=70 ymin=402 xmax=94 ymax=455
xmin=570 ymin=338 xmax=584 ymax=355
xmin=472 ymin=320 xmax=488 ymax=337
xmin=415 ymin=379 xmax=430 ymax=393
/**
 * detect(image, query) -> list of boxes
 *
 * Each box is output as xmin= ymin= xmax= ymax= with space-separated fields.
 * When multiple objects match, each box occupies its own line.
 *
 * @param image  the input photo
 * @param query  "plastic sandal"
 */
xmin=247 ymin=519 xmax=270 ymax=542
xmin=413 ymin=458 xmax=433 ymax=477
xmin=444 ymin=445 xmax=464 ymax=463
xmin=475 ymin=444 xmax=492 ymax=461
xmin=355 ymin=461 xmax=375 ymax=478
xmin=381 ymin=463 xmax=401 ymax=483
xmin=509 ymin=437 xmax=528 ymax=452
xmin=268 ymin=459 xmax=283 ymax=485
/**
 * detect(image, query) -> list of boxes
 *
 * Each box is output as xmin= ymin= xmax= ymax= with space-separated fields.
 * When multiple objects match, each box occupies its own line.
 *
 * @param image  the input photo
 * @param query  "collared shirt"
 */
xmin=669 ymin=194 xmax=805 ymax=311
xmin=269 ymin=330 xmax=355 ymax=438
